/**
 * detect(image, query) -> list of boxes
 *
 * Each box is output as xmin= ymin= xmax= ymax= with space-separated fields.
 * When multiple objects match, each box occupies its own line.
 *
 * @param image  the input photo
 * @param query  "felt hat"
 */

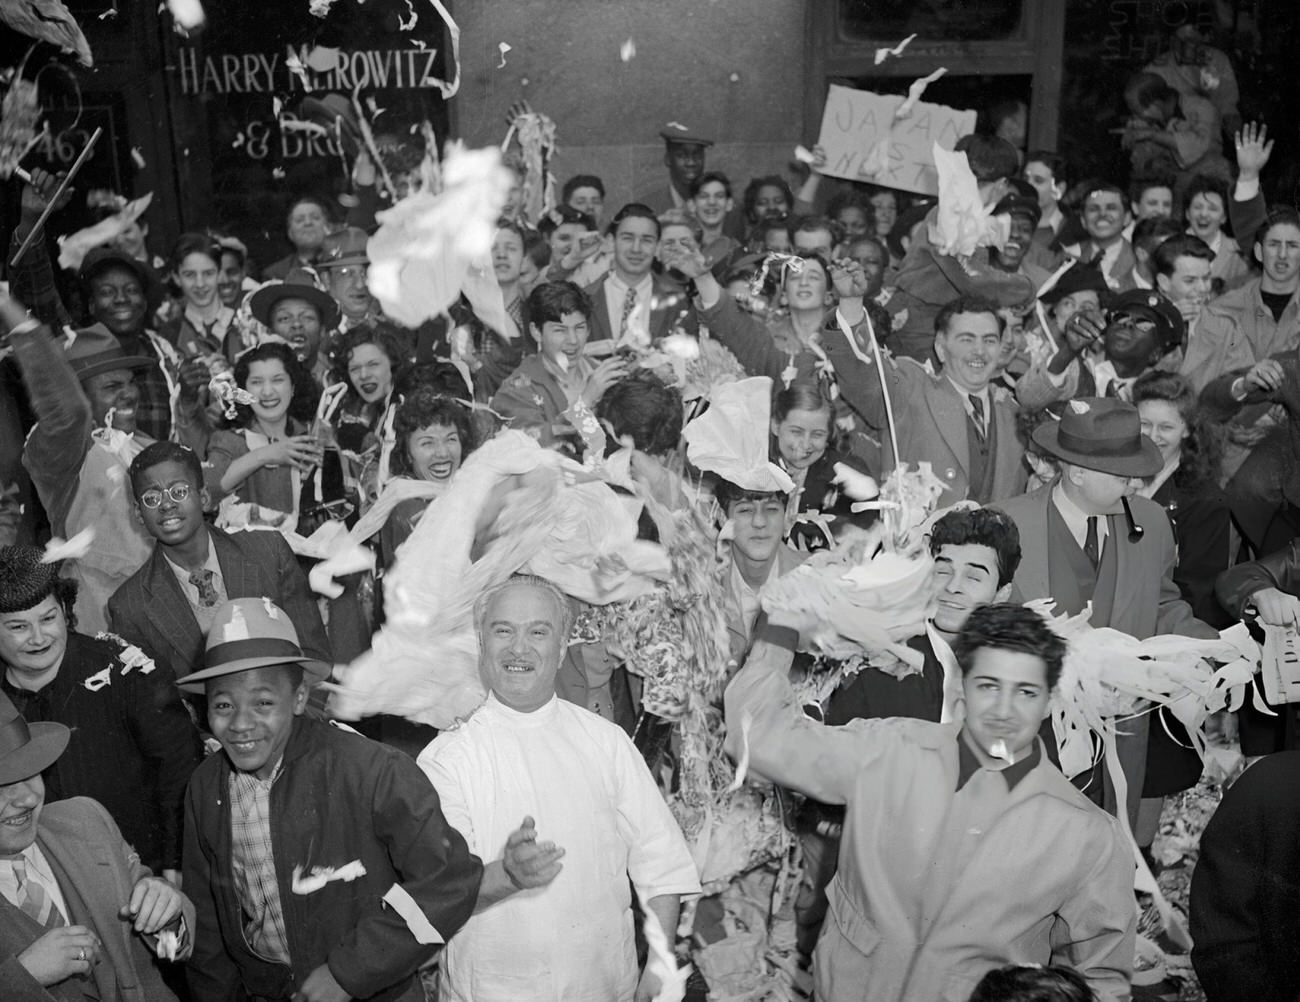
xmin=79 ymin=246 xmax=151 ymax=287
xmin=1107 ymin=288 xmax=1185 ymax=354
xmin=0 ymin=546 xmax=61 ymax=615
xmin=659 ymin=126 xmax=713 ymax=148
xmin=0 ymin=691 xmax=69 ymax=786
xmin=65 ymin=324 xmax=156 ymax=383
xmin=248 ymin=271 xmax=342 ymax=330
xmin=1032 ymin=397 xmax=1162 ymax=478
xmin=175 ymin=597 xmax=332 ymax=694
xmin=315 ymin=227 xmax=370 ymax=270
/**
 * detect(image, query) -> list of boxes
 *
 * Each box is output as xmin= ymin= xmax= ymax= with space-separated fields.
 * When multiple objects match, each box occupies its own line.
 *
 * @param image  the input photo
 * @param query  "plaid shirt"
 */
xmin=230 ymin=759 xmax=291 ymax=965
xmin=117 ymin=332 xmax=176 ymax=443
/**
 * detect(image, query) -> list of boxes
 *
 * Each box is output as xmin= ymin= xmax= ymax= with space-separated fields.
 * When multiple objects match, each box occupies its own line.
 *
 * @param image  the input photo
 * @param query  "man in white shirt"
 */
xmin=0 ymin=690 xmax=192 ymax=1000
xmin=419 ymin=575 xmax=700 ymax=1002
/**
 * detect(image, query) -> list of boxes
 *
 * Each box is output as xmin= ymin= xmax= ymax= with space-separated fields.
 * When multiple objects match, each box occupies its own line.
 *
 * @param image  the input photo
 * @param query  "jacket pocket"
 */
xmin=824 ymin=878 xmax=882 ymax=957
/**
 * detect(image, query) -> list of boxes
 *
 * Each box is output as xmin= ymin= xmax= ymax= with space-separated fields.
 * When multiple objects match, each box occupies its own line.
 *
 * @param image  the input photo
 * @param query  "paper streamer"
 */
xmin=292 ymin=860 xmax=367 ymax=894
xmin=874 ymin=33 xmax=917 ymax=65
xmin=382 ymin=883 xmax=444 ymax=944
xmin=725 ymin=711 xmax=753 ymax=793
xmin=42 ymin=528 xmax=94 ymax=564
xmin=895 ymin=68 xmax=947 ymax=120
xmin=638 ymin=891 xmax=691 ymax=1002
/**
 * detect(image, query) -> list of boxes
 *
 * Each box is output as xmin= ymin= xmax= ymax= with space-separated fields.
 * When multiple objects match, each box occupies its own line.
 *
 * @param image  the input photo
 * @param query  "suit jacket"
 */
xmin=993 ymin=482 xmax=1214 ymax=640
xmin=583 ymin=273 xmax=699 ymax=346
xmin=0 ymin=797 xmax=193 ymax=1002
xmin=108 ymin=526 xmax=331 ymax=682
xmin=843 ymin=351 xmax=1026 ymax=507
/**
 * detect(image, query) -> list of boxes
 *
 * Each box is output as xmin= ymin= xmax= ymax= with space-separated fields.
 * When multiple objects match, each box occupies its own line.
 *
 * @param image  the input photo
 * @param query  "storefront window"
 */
xmin=838 ymin=0 xmax=1024 ymax=42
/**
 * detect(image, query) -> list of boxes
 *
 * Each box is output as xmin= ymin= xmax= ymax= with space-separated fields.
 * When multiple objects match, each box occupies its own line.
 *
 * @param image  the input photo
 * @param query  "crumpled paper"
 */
xmin=57 ymin=194 xmax=154 ymax=271
xmin=367 ymin=142 xmax=514 ymax=328
xmin=683 ymin=377 xmax=793 ymax=495
xmin=291 ymin=860 xmax=367 ymax=894
xmin=927 ymin=143 xmax=1009 ymax=260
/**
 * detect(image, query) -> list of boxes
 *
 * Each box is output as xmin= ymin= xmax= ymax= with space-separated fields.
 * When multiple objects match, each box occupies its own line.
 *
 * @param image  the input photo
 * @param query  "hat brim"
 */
xmin=315 ymin=254 xmax=368 ymax=270
xmin=249 ymin=283 xmax=342 ymax=331
xmin=1032 ymin=422 xmax=1164 ymax=478
xmin=72 ymin=354 xmax=157 ymax=383
xmin=0 ymin=721 xmax=69 ymax=786
xmin=176 ymin=655 xmax=333 ymax=695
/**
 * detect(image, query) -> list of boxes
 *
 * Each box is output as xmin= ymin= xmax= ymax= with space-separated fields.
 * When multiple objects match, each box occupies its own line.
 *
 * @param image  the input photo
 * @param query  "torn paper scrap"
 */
xmin=793 ymin=145 xmax=816 ymax=164
xmin=155 ymin=929 xmax=180 ymax=961
xmin=498 ymin=42 xmax=511 ymax=68
xmin=291 ymin=860 xmax=368 ymax=894
xmin=42 ymin=528 xmax=95 ymax=564
xmin=84 ymin=666 xmax=113 ymax=692
xmin=620 ymin=38 xmax=636 ymax=62
xmin=874 ymin=33 xmax=917 ymax=65
xmin=383 ymin=883 xmax=444 ymax=944
xmin=895 ymin=68 xmax=948 ymax=120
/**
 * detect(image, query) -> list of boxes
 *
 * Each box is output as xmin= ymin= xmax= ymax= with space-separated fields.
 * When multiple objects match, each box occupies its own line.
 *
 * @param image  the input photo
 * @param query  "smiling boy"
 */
xmin=180 ymin=598 xmax=484 ymax=1002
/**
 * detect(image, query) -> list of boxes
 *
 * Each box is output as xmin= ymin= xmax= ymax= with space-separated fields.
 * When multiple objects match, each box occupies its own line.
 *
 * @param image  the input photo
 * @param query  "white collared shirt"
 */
xmin=603 ymin=272 xmax=654 ymax=348
xmin=1052 ymin=481 xmax=1110 ymax=553
xmin=0 ymin=845 xmax=71 ymax=925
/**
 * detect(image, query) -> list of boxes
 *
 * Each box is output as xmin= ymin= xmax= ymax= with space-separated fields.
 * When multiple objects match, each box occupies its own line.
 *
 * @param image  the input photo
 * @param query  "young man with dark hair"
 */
xmin=1149 ymin=232 xmax=1253 ymax=391
xmin=538 ymin=205 xmax=606 ymax=287
xmin=1212 ymin=206 xmax=1300 ymax=360
xmin=790 ymin=216 xmax=837 ymax=259
xmin=1061 ymin=182 xmax=1140 ymax=293
xmin=726 ymin=601 xmax=1135 ymax=1001
xmin=1023 ymin=150 xmax=1081 ymax=256
xmin=562 ymin=174 xmax=606 ymax=224
xmin=583 ymin=204 xmax=698 ymax=349
xmin=107 ymin=441 xmax=330 ymax=685
xmin=181 ymin=598 xmax=486 ymax=1002
xmin=850 ymin=293 xmax=1028 ymax=505
xmin=689 ymin=170 xmax=739 ymax=267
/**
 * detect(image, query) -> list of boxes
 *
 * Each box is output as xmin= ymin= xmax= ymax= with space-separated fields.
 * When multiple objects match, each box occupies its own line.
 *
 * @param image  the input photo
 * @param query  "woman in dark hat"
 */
xmin=0 ymin=546 xmax=202 ymax=880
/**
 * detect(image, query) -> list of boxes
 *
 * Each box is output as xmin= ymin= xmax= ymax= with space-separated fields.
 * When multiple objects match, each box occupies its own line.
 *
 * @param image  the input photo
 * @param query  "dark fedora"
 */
xmin=315 ymin=227 xmax=370 ymax=270
xmin=65 ymin=324 xmax=156 ymax=383
xmin=175 ymin=597 xmax=331 ymax=694
xmin=79 ymin=246 xmax=151 ymax=287
xmin=248 ymin=272 xmax=342 ymax=331
xmin=1032 ymin=397 xmax=1162 ymax=478
xmin=0 ymin=691 xmax=69 ymax=786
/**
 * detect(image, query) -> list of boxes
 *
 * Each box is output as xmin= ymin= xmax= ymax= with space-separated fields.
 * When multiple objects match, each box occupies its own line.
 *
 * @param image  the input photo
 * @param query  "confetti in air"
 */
xmin=130 ymin=146 xmax=146 ymax=169
xmin=895 ymin=67 xmax=948 ymax=120
xmin=620 ymin=38 xmax=636 ymax=61
xmin=166 ymin=0 xmax=205 ymax=32
xmin=793 ymin=145 xmax=816 ymax=164
xmin=41 ymin=529 xmax=95 ymax=564
xmin=990 ymin=739 xmax=1015 ymax=765
xmin=874 ymin=33 xmax=917 ymax=65
xmin=498 ymin=42 xmax=511 ymax=67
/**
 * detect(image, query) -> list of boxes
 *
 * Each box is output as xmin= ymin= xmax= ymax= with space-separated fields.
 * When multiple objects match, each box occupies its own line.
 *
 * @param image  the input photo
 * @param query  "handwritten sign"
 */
xmin=815 ymin=83 xmax=976 ymax=196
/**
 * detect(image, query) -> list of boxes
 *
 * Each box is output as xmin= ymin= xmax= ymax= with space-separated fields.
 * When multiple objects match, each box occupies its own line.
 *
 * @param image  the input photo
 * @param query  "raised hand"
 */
xmin=1234 ymin=122 xmax=1273 ymax=181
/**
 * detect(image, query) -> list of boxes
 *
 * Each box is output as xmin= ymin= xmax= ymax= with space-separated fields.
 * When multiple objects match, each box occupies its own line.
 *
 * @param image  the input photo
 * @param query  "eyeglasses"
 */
xmin=1106 ymin=312 xmax=1158 ymax=335
xmin=138 ymin=483 xmax=193 ymax=509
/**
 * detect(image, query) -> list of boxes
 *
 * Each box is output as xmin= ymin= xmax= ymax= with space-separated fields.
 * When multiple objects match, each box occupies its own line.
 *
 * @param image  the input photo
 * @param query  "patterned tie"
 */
xmin=618 ymin=286 xmax=637 ymax=341
xmin=12 ymin=859 xmax=65 ymax=929
xmin=1083 ymin=516 xmax=1100 ymax=568
xmin=968 ymin=393 xmax=987 ymax=443
xmin=190 ymin=568 xmax=220 ymax=608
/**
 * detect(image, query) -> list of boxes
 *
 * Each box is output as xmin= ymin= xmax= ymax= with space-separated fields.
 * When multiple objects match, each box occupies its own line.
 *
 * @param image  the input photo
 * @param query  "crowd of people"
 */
xmin=2 ymin=14 xmax=1300 ymax=1002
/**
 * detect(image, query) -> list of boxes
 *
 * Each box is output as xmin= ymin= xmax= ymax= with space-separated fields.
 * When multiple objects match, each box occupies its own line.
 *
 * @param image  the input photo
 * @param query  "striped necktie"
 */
xmin=618 ymin=286 xmax=637 ymax=341
xmin=12 ymin=859 xmax=65 ymax=929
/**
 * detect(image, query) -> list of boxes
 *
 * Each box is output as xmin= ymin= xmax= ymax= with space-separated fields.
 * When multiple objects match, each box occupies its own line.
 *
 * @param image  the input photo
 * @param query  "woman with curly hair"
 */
xmin=203 ymin=342 xmax=322 ymax=527
xmin=317 ymin=324 xmax=409 ymax=515
xmin=741 ymin=175 xmax=794 ymax=230
xmin=376 ymin=387 xmax=479 ymax=567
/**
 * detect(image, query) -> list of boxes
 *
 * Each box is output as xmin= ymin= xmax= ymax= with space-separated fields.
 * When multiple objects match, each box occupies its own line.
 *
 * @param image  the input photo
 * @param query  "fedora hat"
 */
xmin=65 ymin=324 xmax=156 ymax=383
xmin=0 ymin=692 xmax=68 ymax=786
xmin=248 ymin=273 xmax=342 ymax=331
xmin=315 ymin=227 xmax=370 ymax=270
xmin=1032 ymin=397 xmax=1162 ymax=478
xmin=175 ymin=597 xmax=332 ymax=694
xmin=79 ymin=246 xmax=150 ymax=287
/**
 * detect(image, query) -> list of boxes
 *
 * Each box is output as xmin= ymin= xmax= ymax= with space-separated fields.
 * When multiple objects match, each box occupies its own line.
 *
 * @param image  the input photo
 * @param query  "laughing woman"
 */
xmin=203 ymin=342 xmax=322 ymax=527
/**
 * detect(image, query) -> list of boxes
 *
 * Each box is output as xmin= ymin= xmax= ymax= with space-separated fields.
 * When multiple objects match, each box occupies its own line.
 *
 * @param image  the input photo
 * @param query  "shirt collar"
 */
xmin=607 ymin=271 xmax=654 ymax=298
xmin=162 ymin=530 xmax=218 ymax=579
xmin=956 ymin=729 xmax=1042 ymax=791
xmin=1051 ymin=480 xmax=1111 ymax=544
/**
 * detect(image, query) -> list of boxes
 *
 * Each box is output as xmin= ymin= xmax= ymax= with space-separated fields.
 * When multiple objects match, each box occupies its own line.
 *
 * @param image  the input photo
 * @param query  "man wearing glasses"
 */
xmin=107 ymin=440 xmax=329 ymax=685
xmin=1016 ymin=287 xmax=1185 ymax=406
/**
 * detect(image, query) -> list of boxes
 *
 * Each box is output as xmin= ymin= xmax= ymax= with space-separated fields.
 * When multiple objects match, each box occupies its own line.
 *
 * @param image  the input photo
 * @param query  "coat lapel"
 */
xmin=39 ymin=829 xmax=121 ymax=1002
xmin=925 ymin=378 xmax=970 ymax=477
xmin=142 ymin=548 xmax=202 ymax=670
xmin=212 ymin=527 xmax=258 ymax=598
xmin=1014 ymin=485 xmax=1053 ymax=602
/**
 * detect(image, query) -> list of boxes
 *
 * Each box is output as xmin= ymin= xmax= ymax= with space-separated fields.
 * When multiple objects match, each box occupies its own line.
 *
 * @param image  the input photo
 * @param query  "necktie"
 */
xmin=190 ymin=568 xmax=219 ymax=608
xmin=968 ymin=394 xmax=987 ymax=443
xmin=1083 ymin=516 xmax=1100 ymax=568
xmin=618 ymin=286 xmax=637 ymax=341
xmin=1105 ymin=378 xmax=1123 ymax=400
xmin=12 ymin=859 xmax=65 ymax=929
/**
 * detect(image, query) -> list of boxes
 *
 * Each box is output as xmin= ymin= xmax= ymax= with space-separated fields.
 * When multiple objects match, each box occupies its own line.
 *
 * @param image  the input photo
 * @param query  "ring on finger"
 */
xmin=79 ymin=947 xmax=86 ymax=961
